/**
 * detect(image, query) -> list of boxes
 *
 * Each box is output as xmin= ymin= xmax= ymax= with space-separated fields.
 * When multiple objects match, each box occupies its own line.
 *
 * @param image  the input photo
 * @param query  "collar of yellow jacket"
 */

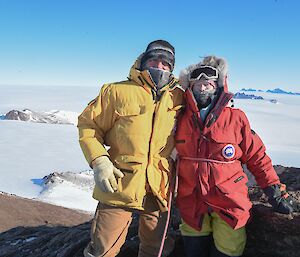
xmin=128 ymin=55 xmax=182 ymax=94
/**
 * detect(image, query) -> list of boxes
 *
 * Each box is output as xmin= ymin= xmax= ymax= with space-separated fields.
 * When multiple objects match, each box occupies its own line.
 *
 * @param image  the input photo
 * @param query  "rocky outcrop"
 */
xmin=243 ymin=165 xmax=300 ymax=257
xmin=1 ymin=165 xmax=300 ymax=257
xmin=0 ymin=223 xmax=92 ymax=257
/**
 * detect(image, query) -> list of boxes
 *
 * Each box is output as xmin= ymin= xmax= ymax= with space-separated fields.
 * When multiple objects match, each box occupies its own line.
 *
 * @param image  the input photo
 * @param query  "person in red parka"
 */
xmin=174 ymin=55 xmax=299 ymax=257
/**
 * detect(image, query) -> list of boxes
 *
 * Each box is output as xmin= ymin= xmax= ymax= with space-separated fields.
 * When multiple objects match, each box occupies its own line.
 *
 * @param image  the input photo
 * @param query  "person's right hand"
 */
xmin=92 ymin=156 xmax=124 ymax=193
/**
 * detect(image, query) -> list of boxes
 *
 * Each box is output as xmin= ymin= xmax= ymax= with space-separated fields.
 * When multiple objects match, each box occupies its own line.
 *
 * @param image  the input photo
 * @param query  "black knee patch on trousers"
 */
xmin=183 ymin=235 xmax=242 ymax=257
xmin=183 ymin=235 xmax=213 ymax=257
xmin=210 ymin=243 xmax=241 ymax=257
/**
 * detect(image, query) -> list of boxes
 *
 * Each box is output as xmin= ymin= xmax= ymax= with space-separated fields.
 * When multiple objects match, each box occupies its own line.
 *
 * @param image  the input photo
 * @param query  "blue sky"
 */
xmin=0 ymin=0 xmax=299 ymax=92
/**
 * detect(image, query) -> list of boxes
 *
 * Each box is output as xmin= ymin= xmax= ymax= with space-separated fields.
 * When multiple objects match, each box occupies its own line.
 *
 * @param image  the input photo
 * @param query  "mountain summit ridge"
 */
xmin=241 ymin=87 xmax=300 ymax=95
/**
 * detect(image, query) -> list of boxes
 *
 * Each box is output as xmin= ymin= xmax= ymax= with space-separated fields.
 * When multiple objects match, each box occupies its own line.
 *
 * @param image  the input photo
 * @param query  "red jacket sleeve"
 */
xmin=238 ymin=110 xmax=280 ymax=188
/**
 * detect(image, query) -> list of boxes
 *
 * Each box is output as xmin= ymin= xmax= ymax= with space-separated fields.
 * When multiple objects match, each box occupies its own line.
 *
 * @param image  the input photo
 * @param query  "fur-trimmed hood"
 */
xmin=179 ymin=56 xmax=228 ymax=92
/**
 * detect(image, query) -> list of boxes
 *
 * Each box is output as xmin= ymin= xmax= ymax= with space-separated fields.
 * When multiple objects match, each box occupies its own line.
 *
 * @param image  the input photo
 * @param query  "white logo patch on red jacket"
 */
xmin=222 ymin=144 xmax=235 ymax=159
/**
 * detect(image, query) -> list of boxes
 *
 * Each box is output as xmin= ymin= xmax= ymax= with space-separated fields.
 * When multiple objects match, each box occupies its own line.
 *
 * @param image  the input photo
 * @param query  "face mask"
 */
xmin=192 ymin=87 xmax=216 ymax=108
xmin=147 ymin=67 xmax=172 ymax=89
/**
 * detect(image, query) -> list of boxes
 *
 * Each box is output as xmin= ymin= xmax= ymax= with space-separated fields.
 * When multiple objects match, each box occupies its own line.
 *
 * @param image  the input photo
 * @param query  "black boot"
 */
xmin=183 ymin=235 xmax=213 ymax=257
xmin=210 ymin=243 xmax=241 ymax=257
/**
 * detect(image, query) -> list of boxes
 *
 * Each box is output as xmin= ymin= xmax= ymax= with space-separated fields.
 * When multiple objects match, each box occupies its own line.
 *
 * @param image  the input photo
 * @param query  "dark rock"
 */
xmin=4 ymin=110 xmax=30 ymax=121
xmin=244 ymin=204 xmax=300 ymax=257
xmin=270 ymin=99 xmax=278 ymax=104
xmin=243 ymin=165 xmax=300 ymax=257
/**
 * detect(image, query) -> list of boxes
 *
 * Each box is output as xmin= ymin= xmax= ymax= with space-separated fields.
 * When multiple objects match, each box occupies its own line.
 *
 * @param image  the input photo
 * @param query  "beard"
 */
xmin=192 ymin=89 xmax=216 ymax=108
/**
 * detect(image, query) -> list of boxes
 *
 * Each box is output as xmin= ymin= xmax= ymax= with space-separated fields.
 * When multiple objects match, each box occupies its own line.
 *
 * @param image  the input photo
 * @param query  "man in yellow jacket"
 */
xmin=78 ymin=40 xmax=184 ymax=257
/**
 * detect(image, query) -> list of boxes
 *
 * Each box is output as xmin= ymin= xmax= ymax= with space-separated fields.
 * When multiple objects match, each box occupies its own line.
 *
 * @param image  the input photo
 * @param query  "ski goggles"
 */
xmin=189 ymin=65 xmax=218 ymax=81
xmin=191 ymin=79 xmax=217 ymax=89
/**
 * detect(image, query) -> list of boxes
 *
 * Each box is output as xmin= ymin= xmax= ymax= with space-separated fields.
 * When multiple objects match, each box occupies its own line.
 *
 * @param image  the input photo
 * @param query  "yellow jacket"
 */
xmin=78 ymin=58 xmax=184 ymax=210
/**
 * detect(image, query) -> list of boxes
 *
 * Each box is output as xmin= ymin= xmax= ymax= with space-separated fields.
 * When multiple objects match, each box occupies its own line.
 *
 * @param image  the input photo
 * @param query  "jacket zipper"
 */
xmin=145 ymin=100 xmax=159 ymax=193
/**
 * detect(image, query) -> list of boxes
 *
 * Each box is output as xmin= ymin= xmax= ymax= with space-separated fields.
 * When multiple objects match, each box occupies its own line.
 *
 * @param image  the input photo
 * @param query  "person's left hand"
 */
xmin=263 ymin=184 xmax=300 ymax=214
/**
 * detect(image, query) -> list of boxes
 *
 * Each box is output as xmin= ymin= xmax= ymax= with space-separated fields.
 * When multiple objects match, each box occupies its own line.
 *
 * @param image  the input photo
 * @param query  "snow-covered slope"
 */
xmin=36 ymin=170 xmax=97 ymax=212
xmin=234 ymin=92 xmax=299 ymax=168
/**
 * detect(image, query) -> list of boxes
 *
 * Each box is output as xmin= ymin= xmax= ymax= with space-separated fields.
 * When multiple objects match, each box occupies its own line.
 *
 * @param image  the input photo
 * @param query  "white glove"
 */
xmin=92 ymin=156 xmax=124 ymax=193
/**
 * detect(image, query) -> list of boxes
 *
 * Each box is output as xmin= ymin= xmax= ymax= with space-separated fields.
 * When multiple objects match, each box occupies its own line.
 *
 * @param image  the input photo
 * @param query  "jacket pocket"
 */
xmin=210 ymin=130 xmax=237 ymax=144
xmin=113 ymin=104 xmax=150 ymax=151
xmin=215 ymin=171 xmax=252 ymax=216
xmin=114 ymin=155 xmax=144 ymax=173
xmin=114 ymin=155 xmax=146 ymax=203
xmin=209 ymin=131 xmax=241 ymax=161
xmin=216 ymin=171 xmax=248 ymax=194
xmin=210 ymin=128 xmax=242 ymax=145
xmin=115 ymin=103 xmax=147 ymax=116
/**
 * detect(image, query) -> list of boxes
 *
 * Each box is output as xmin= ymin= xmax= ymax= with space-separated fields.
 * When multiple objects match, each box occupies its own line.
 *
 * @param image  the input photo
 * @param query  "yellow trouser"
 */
xmin=180 ymin=212 xmax=246 ymax=256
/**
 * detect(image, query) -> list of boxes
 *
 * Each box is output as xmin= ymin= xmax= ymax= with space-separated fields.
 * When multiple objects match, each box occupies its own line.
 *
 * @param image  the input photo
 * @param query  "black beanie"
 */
xmin=140 ymin=40 xmax=175 ymax=71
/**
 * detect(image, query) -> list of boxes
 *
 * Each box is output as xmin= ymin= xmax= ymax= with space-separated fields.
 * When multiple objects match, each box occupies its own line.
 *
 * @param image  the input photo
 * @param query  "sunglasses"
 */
xmin=145 ymin=57 xmax=172 ymax=70
xmin=189 ymin=65 xmax=218 ymax=81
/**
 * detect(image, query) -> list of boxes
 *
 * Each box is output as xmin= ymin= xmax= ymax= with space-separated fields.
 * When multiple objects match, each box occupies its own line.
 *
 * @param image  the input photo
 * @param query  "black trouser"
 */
xmin=183 ymin=235 xmax=242 ymax=257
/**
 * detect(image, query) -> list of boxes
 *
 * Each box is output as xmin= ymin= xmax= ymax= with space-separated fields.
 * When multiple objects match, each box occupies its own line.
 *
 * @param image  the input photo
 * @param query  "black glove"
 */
xmin=263 ymin=184 xmax=300 ymax=214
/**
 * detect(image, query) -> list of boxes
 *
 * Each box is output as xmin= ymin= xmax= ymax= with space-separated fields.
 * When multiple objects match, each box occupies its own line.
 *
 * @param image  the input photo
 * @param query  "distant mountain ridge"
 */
xmin=241 ymin=88 xmax=300 ymax=95
xmin=0 ymin=109 xmax=78 ymax=125
xmin=234 ymin=92 xmax=264 ymax=100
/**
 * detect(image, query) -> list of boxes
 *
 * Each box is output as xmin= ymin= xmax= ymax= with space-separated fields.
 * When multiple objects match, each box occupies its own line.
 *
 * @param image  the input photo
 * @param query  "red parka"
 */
xmin=175 ymin=88 xmax=280 ymax=231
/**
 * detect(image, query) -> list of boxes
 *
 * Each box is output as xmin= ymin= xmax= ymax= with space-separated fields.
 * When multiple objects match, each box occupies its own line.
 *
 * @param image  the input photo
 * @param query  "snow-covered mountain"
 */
xmin=234 ymin=92 xmax=264 ymax=100
xmin=241 ymin=88 xmax=264 ymax=92
xmin=241 ymin=87 xmax=300 ymax=95
xmin=241 ymin=88 xmax=258 ymax=92
xmin=2 ymin=109 xmax=78 ymax=125
xmin=1 ymin=109 xmax=79 ymax=125
xmin=233 ymin=92 xmax=279 ymax=104
xmin=266 ymin=88 xmax=300 ymax=95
